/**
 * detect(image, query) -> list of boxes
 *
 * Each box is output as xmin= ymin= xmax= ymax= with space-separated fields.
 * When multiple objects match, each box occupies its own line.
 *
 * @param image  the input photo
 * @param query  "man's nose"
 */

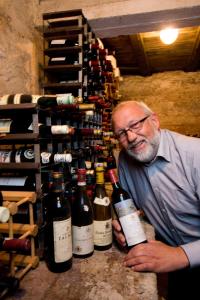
xmin=126 ymin=129 xmax=137 ymax=142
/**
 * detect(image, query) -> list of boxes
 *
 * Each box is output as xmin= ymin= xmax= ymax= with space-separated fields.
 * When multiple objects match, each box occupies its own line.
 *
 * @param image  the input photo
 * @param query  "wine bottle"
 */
xmin=108 ymin=169 xmax=147 ymax=248
xmin=38 ymin=124 xmax=75 ymax=137
xmin=0 ymin=176 xmax=35 ymax=191
xmin=41 ymin=152 xmax=72 ymax=164
xmin=0 ymin=191 xmax=10 ymax=223
xmin=0 ymin=119 xmax=32 ymax=134
xmin=0 ymin=234 xmax=31 ymax=252
xmin=45 ymin=172 xmax=72 ymax=272
xmin=72 ymin=168 xmax=94 ymax=258
xmin=93 ymin=166 xmax=112 ymax=250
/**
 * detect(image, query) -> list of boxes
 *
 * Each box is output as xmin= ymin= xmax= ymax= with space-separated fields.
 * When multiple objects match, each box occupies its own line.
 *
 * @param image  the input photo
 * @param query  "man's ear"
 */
xmin=151 ymin=112 xmax=160 ymax=129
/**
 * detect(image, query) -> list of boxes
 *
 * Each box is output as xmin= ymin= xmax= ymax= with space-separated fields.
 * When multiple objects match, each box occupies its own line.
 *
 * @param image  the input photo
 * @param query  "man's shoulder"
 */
xmin=162 ymin=129 xmax=200 ymax=152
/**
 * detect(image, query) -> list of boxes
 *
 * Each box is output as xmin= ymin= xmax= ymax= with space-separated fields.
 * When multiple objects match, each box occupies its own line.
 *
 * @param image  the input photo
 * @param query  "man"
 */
xmin=112 ymin=100 xmax=200 ymax=300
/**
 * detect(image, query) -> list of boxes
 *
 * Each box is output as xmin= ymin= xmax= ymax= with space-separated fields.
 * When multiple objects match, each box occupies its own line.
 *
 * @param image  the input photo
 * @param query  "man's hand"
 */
xmin=124 ymin=240 xmax=189 ymax=273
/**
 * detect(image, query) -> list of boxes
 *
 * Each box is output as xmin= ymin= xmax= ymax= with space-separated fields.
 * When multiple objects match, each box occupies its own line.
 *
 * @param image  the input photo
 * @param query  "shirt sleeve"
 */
xmin=181 ymin=240 xmax=200 ymax=268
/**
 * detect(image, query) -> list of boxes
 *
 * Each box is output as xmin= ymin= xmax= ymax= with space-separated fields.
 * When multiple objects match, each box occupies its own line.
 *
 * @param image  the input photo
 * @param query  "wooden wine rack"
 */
xmin=0 ymin=191 xmax=39 ymax=280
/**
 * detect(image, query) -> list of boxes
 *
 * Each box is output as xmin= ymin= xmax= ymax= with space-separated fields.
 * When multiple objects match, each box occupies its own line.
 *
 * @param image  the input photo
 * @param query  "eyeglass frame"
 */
xmin=115 ymin=115 xmax=151 ymax=141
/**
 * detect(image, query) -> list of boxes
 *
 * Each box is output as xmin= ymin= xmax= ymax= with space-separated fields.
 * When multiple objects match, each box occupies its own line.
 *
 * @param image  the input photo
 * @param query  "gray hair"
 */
xmin=112 ymin=100 xmax=153 ymax=123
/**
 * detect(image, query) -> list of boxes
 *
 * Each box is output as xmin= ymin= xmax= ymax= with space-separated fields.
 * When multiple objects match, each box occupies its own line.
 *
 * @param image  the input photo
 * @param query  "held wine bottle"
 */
xmin=0 ymin=191 xmax=10 ymax=223
xmin=72 ymin=168 xmax=94 ymax=258
xmin=45 ymin=172 xmax=72 ymax=272
xmin=93 ymin=166 xmax=112 ymax=250
xmin=108 ymin=169 xmax=147 ymax=248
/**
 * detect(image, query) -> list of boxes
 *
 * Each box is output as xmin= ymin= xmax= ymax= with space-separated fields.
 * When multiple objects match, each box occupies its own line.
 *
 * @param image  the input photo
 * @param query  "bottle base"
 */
xmin=73 ymin=251 xmax=94 ymax=258
xmin=94 ymin=243 xmax=112 ymax=251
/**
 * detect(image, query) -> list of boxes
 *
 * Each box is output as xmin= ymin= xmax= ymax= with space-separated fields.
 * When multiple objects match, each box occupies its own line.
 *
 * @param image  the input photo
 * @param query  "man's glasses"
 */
xmin=115 ymin=115 xmax=151 ymax=141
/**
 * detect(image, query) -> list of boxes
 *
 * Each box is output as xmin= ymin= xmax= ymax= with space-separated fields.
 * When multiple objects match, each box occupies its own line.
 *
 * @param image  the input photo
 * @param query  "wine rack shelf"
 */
xmin=0 ymin=191 xmax=39 ymax=280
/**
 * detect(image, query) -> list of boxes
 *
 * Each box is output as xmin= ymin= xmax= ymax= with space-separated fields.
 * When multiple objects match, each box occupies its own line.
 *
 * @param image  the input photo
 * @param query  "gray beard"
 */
xmin=126 ymin=130 xmax=160 ymax=163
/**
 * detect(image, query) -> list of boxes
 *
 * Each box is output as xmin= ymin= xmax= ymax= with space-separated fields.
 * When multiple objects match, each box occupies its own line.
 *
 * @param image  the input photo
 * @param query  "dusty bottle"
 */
xmin=108 ymin=169 xmax=147 ymax=248
xmin=72 ymin=168 xmax=94 ymax=258
xmin=93 ymin=166 xmax=112 ymax=250
xmin=45 ymin=172 xmax=72 ymax=272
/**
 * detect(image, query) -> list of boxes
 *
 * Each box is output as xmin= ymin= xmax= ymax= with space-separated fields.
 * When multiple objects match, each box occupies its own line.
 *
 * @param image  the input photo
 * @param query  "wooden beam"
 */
xmin=128 ymin=34 xmax=151 ymax=76
xmin=185 ymin=27 xmax=200 ymax=71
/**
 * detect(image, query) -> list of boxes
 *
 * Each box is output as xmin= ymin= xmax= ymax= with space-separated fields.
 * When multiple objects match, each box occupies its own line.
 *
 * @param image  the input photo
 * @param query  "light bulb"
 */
xmin=160 ymin=28 xmax=179 ymax=45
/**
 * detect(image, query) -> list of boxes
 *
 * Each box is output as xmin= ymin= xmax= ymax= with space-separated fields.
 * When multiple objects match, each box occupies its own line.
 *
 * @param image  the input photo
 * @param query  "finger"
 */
xmin=124 ymin=255 xmax=153 ymax=268
xmin=112 ymin=219 xmax=121 ymax=232
xmin=132 ymin=262 xmax=155 ymax=272
xmin=124 ymin=243 xmax=147 ymax=261
xmin=113 ymin=230 xmax=126 ymax=246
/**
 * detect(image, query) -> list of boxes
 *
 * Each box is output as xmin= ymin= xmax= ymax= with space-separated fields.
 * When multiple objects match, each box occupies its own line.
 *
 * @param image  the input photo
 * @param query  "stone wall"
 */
xmin=120 ymin=71 xmax=200 ymax=135
xmin=0 ymin=0 xmax=43 ymax=95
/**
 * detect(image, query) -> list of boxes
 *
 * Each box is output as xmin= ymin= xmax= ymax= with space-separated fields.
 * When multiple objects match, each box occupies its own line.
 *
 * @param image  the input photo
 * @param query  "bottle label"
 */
xmin=0 ymin=177 xmax=27 ymax=186
xmin=51 ymin=57 xmax=65 ymax=61
xmin=15 ymin=149 xmax=34 ymax=163
xmin=54 ymin=154 xmax=72 ymax=163
xmin=53 ymin=218 xmax=72 ymax=263
xmin=0 ymin=119 xmax=12 ymax=133
xmin=114 ymin=198 xmax=136 ymax=217
xmin=41 ymin=152 xmax=51 ymax=164
xmin=51 ymin=125 xmax=70 ymax=135
xmin=56 ymin=94 xmax=75 ymax=105
xmin=0 ymin=150 xmax=11 ymax=163
xmin=72 ymin=224 xmax=94 ymax=255
xmin=94 ymin=219 xmax=112 ymax=246
xmin=119 ymin=212 xmax=146 ymax=246
xmin=51 ymin=39 xmax=66 ymax=45
xmin=93 ymin=196 xmax=110 ymax=206
xmin=0 ymin=206 xmax=10 ymax=223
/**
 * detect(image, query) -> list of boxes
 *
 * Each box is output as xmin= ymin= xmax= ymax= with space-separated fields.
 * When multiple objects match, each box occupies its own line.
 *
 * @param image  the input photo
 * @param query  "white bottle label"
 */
xmin=14 ymin=94 xmax=22 ymax=104
xmin=0 ymin=119 xmax=12 ymax=133
xmin=53 ymin=218 xmax=72 ymax=263
xmin=54 ymin=153 xmax=72 ymax=163
xmin=51 ymin=39 xmax=66 ymax=45
xmin=0 ymin=95 xmax=9 ymax=105
xmin=94 ymin=219 xmax=112 ymax=246
xmin=119 ymin=213 xmax=146 ymax=246
xmin=41 ymin=152 xmax=51 ymax=164
xmin=0 ymin=177 xmax=27 ymax=186
xmin=51 ymin=57 xmax=66 ymax=61
xmin=51 ymin=125 xmax=70 ymax=135
xmin=56 ymin=93 xmax=75 ymax=105
xmin=0 ymin=206 xmax=10 ymax=223
xmin=0 ymin=151 xmax=11 ymax=163
xmin=15 ymin=149 xmax=34 ymax=163
xmin=72 ymin=224 xmax=94 ymax=255
xmin=93 ymin=196 xmax=110 ymax=206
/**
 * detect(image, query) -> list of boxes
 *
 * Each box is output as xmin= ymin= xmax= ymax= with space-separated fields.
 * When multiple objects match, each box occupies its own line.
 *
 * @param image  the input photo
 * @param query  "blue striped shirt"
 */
xmin=118 ymin=129 xmax=200 ymax=268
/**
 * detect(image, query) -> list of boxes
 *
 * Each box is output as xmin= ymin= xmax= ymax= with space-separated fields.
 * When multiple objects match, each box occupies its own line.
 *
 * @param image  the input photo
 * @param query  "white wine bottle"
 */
xmin=93 ymin=165 xmax=112 ymax=251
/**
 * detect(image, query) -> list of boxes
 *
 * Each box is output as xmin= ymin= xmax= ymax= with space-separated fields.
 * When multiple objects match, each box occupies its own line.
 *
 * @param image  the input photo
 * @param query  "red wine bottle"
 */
xmin=0 ymin=234 xmax=31 ymax=252
xmin=93 ymin=165 xmax=112 ymax=250
xmin=108 ymin=169 xmax=147 ymax=248
xmin=45 ymin=172 xmax=72 ymax=272
xmin=0 ymin=119 xmax=32 ymax=134
xmin=72 ymin=168 xmax=94 ymax=258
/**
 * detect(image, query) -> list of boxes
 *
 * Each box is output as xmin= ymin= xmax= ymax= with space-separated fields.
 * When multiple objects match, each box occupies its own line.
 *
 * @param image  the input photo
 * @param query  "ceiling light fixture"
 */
xmin=160 ymin=27 xmax=179 ymax=45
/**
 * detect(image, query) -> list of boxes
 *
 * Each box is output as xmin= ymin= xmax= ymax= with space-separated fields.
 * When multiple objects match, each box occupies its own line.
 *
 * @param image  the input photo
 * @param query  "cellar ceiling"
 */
xmin=102 ymin=26 xmax=200 ymax=76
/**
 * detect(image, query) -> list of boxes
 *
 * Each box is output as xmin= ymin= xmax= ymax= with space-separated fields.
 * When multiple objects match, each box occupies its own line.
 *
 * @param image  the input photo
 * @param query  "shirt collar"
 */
xmin=156 ymin=129 xmax=171 ymax=162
